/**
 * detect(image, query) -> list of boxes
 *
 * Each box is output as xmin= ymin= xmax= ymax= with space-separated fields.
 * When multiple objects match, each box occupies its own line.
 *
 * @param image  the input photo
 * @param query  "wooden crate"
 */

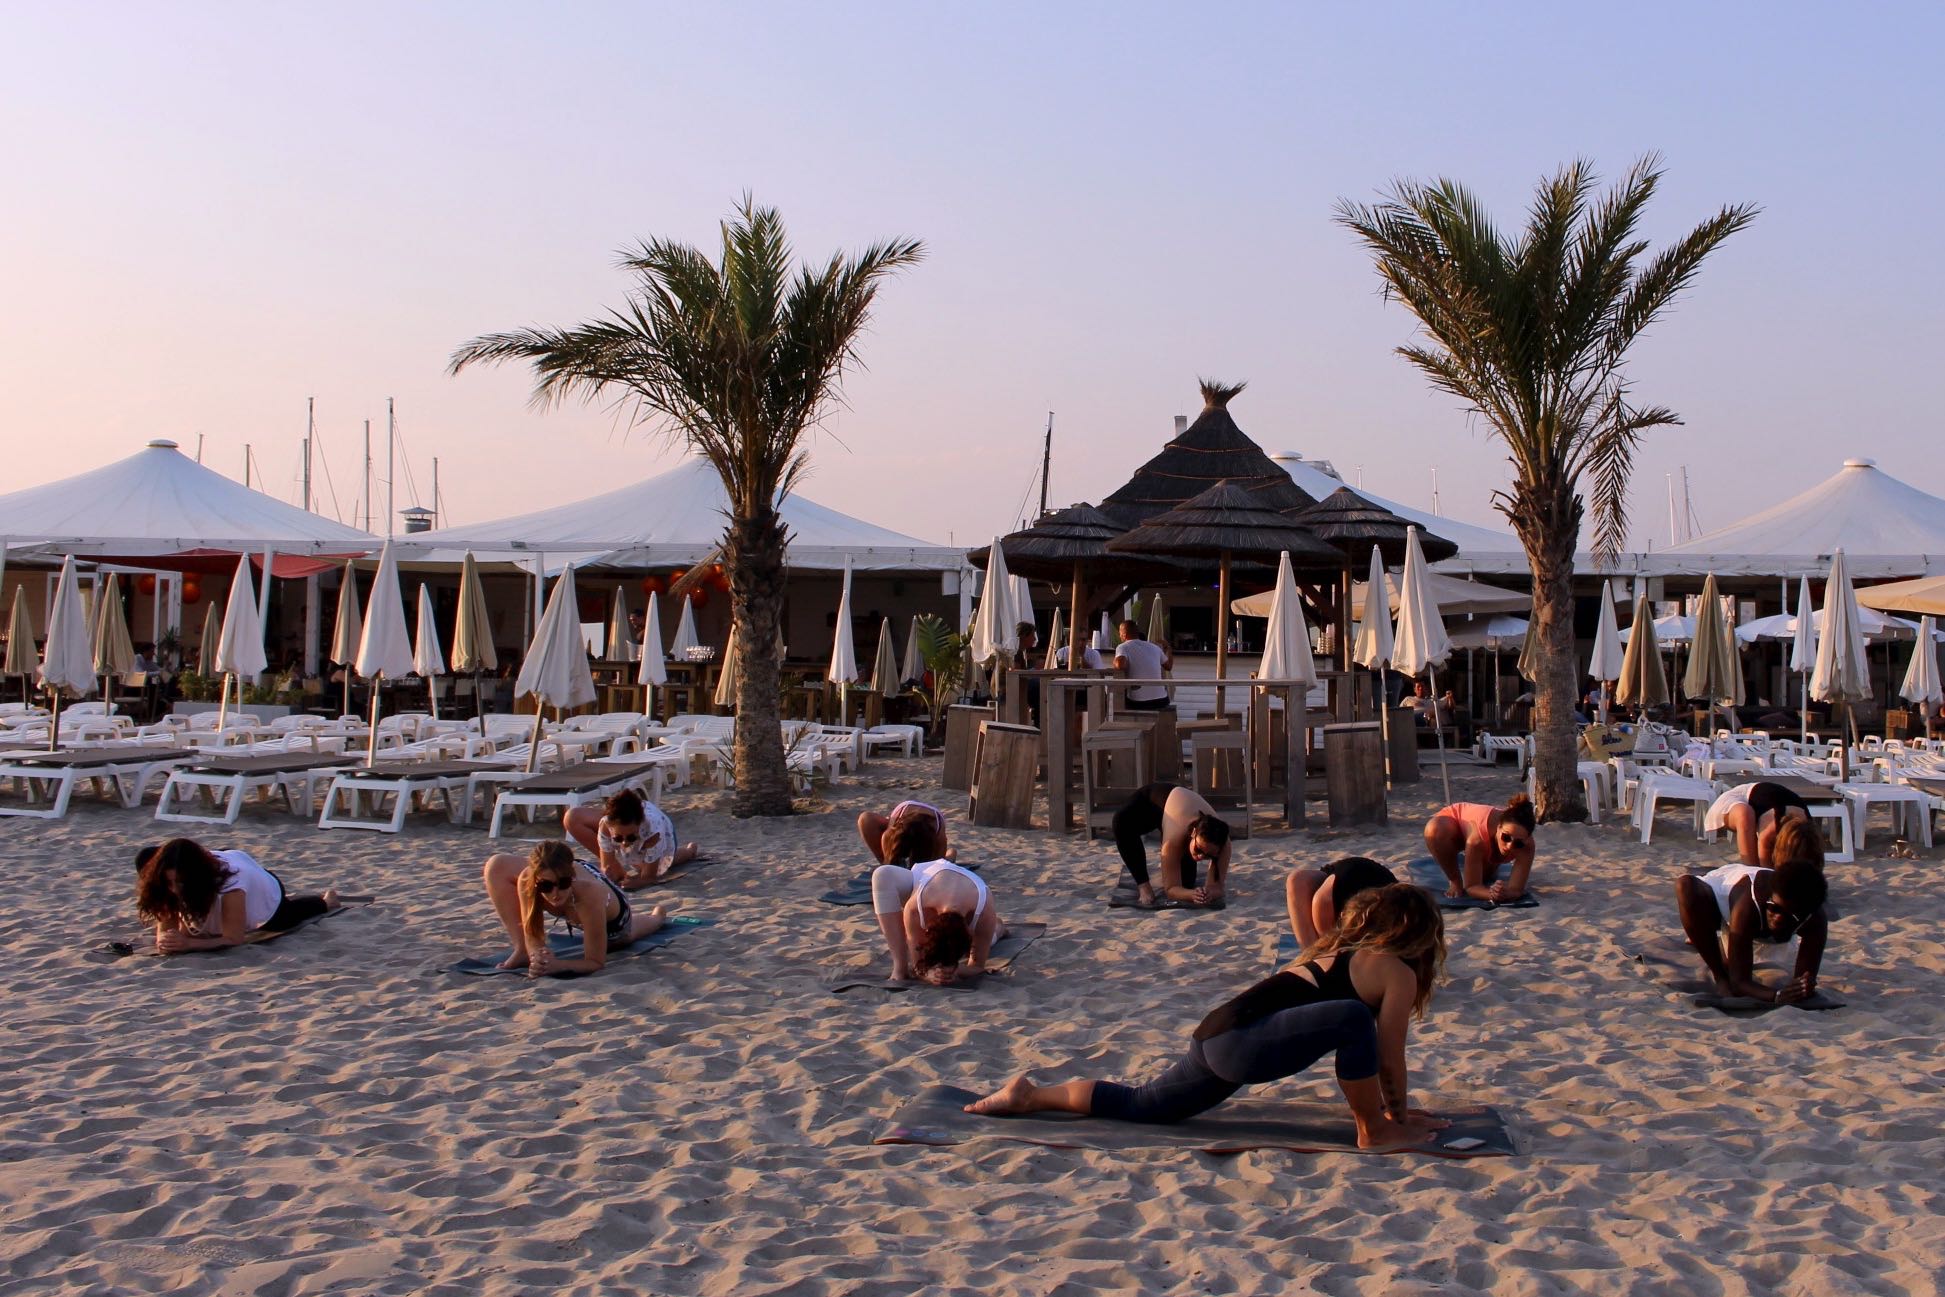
xmin=1323 ymin=722 xmax=1388 ymax=827
xmin=969 ymin=721 xmax=1040 ymax=830
xmin=942 ymin=703 xmax=997 ymax=792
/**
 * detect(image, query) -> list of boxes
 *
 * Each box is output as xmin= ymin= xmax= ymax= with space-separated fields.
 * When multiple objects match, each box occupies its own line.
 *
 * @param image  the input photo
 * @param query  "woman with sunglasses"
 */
xmin=1423 ymin=793 xmax=1537 ymax=903
xmin=563 ymin=789 xmax=698 ymax=889
xmin=1674 ymin=817 xmax=1829 ymax=1004
xmin=481 ymin=841 xmax=669 ymax=976
xmin=965 ymin=884 xmax=1447 ymax=1149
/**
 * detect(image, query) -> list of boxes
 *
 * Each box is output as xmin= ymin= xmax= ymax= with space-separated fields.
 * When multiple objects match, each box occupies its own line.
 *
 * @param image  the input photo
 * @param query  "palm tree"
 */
xmin=1336 ymin=157 xmax=1755 ymax=820
xmin=451 ymin=199 xmax=923 ymax=815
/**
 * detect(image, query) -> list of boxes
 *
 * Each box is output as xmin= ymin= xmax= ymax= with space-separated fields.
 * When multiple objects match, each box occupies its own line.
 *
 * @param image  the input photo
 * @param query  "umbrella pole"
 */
xmin=476 ymin=669 xmax=487 ymax=736
xmin=429 ymin=678 xmax=439 ymax=721
xmin=342 ymin=673 xmax=352 ymax=721
xmin=217 ymin=673 xmax=230 ymax=731
xmin=1377 ymin=675 xmax=1392 ymax=790
xmin=48 ymin=690 xmax=60 ymax=753
xmin=1429 ymin=662 xmax=1453 ymax=807
xmin=526 ymin=705 xmax=545 ymax=773
xmin=1068 ymin=564 xmax=1085 ymax=673
xmin=366 ymin=675 xmax=383 ymax=767
xmin=1215 ymin=552 xmax=1231 ymax=718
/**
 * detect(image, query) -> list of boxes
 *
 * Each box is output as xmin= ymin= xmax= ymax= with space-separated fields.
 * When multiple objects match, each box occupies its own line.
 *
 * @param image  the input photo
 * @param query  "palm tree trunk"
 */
xmin=726 ymin=508 xmax=794 ymax=816
xmin=1517 ymin=484 xmax=1589 ymax=823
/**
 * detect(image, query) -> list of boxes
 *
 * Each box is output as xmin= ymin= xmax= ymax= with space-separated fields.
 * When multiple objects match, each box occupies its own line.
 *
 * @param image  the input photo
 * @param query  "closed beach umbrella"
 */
xmin=901 ymin=615 xmax=925 ymax=685
xmin=670 ymin=595 xmax=700 ymax=658
xmin=1516 ymin=613 xmax=1543 ymax=687
xmin=828 ymin=559 xmax=859 ymax=722
xmin=1683 ymin=574 xmax=1744 ymax=725
xmin=969 ymin=536 xmax=1018 ymax=667
xmin=1258 ymin=551 xmax=1317 ymax=685
xmin=1813 ymin=550 xmax=1872 ymax=768
xmin=214 ymin=555 xmax=268 ymax=731
xmin=607 ymin=586 xmax=638 ymax=663
xmin=870 ymin=617 xmax=900 ymax=695
xmin=637 ymin=591 xmax=668 ymax=716
xmin=5 ymin=590 xmax=35 ymax=700
xmin=1146 ymin=595 xmax=1167 ymax=649
xmin=1616 ymin=598 xmax=1670 ymax=711
xmin=1099 ymin=611 xmax=1115 ymax=650
xmin=91 ymin=577 xmax=136 ymax=701
xmin=1392 ymin=527 xmax=1453 ymax=804
xmin=413 ymin=584 xmax=446 ymax=719
xmin=356 ymin=541 xmax=415 ymax=764
xmin=329 ymin=559 xmax=363 ymax=717
xmin=451 ymin=551 xmax=498 ymax=733
xmin=1899 ymin=615 xmax=1942 ymax=740
xmin=37 ymin=556 xmax=94 ymax=749
xmin=1042 ymin=609 xmax=1066 ymax=670
xmin=199 ymin=601 xmax=223 ymax=677
xmin=1588 ymin=585 xmax=1624 ymax=723
xmin=515 ymin=564 xmax=597 ymax=770
xmin=712 ymin=625 xmax=739 ymax=709
xmin=1351 ymin=546 xmax=1396 ymax=780
xmin=1788 ymin=575 xmax=1818 ymax=743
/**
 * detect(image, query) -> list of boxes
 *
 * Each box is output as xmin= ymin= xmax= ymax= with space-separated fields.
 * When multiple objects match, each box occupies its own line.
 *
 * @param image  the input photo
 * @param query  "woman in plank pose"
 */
xmin=1423 ymin=793 xmax=1537 ymax=903
xmin=482 ymin=841 xmax=669 ymax=977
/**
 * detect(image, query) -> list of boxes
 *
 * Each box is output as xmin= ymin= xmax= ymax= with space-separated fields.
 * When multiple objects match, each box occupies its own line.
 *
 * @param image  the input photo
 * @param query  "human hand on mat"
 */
xmin=527 ymin=946 xmax=557 ymax=978
xmin=921 ymin=965 xmax=958 ymax=987
xmin=1778 ymin=974 xmax=1816 ymax=1004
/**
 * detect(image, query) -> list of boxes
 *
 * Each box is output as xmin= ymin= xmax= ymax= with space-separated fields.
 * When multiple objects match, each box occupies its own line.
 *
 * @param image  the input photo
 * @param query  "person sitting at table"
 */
xmin=1113 ymin=781 xmax=1233 ymax=908
xmin=872 ymin=854 xmax=1006 ymax=984
xmin=1011 ymin=621 xmax=1042 ymax=720
xmin=858 ymin=798 xmax=954 ymax=866
xmin=1053 ymin=640 xmax=1107 ymax=670
xmin=963 ymin=884 xmax=1447 ymax=1148
xmin=1285 ymin=856 xmax=1399 ymax=946
xmin=563 ymin=789 xmax=698 ymax=888
xmin=482 ymin=841 xmax=670 ymax=976
xmin=1113 ymin=620 xmax=1172 ymax=711
xmin=1674 ymin=818 xmax=1829 ymax=1004
xmin=1405 ymin=680 xmax=1437 ymax=723
xmin=1423 ymin=794 xmax=1537 ymax=903
xmin=135 ymin=838 xmax=345 ymax=954
xmin=1704 ymin=779 xmax=1814 ymax=867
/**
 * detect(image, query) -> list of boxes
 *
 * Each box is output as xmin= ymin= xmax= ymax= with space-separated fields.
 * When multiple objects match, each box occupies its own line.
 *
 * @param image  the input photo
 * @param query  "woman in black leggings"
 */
xmin=1113 ymin=782 xmax=1232 ymax=908
xmin=966 ymin=884 xmax=1448 ymax=1148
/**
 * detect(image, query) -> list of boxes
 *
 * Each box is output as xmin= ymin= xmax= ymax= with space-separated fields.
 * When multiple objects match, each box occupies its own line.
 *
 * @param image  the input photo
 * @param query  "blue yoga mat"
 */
xmin=452 ymin=915 xmax=716 ymax=976
xmin=1406 ymin=857 xmax=1539 ymax=910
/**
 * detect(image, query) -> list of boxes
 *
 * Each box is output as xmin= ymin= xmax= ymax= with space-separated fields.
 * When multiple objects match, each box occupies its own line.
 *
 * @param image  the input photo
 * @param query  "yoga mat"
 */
xmin=822 ymin=922 xmax=1047 ymax=993
xmin=1271 ymin=930 xmax=1302 ymax=966
xmin=1107 ymin=869 xmax=1225 ymax=912
xmin=93 ymin=897 xmax=375 ymax=962
xmin=819 ymin=870 xmax=876 ymax=906
xmin=876 ymin=1084 xmax=1515 ymax=1158
xmin=638 ymin=854 xmax=712 ymax=888
xmin=451 ymin=915 xmax=716 ymax=977
xmin=1627 ymin=936 xmax=1844 ymax=1015
xmin=1406 ymin=857 xmax=1539 ymax=910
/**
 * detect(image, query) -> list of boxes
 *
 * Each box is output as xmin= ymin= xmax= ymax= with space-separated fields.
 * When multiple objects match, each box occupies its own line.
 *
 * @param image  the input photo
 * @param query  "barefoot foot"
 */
xmin=497 ymin=951 xmax=531 ymax=971
xmin=1356 ymin=1115 xmax=1432 ymax=1150
xmin=965 ymin=1075 xmax=1038 ymax=1116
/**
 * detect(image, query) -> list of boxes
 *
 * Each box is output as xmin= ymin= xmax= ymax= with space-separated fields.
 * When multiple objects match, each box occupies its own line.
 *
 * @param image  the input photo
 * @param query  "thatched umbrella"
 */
xmin=1106 ymin=480 xmax=1341 ymax=710
xmin=1098 ymin=380 xmax=1319 ymax=529
xmin=967 ymin=503 xmax=1178 ymax=680
xmin=1295 ymin=486 xmax=1458 ymax=685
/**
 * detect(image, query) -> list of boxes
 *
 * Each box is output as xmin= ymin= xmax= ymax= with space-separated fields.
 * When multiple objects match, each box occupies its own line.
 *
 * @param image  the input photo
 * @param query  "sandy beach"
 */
xmin=3 ymin=757 xmax=1942 ymax=1296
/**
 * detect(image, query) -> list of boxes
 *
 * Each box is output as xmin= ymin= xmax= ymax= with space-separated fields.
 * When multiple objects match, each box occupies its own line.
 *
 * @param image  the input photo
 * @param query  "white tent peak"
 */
xmin=1655 ymin=459 xmax=1945 ymax=578
xmin=1264 ymin=451 xmax=1530 ymax=574
xmin=0 ymin=438 xmax=379 ymax=555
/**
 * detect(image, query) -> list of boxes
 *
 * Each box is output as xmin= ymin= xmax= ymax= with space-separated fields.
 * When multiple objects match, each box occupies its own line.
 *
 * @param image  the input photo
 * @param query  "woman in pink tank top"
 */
xmin=1423 ymin=794 xmax=1538 ymax=902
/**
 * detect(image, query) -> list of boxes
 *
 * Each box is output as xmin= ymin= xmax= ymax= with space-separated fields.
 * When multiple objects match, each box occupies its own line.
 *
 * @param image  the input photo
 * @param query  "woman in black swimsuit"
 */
xmin=1707 ymin=780 xmax=1814 ymax=866
xmin=1284 ymin=856 xmax=1398 ymax=946
xmin=966 ymin=885 xmax=1448 ymax=1148
xmin=481 ymin=841 xmax=668 ymax=977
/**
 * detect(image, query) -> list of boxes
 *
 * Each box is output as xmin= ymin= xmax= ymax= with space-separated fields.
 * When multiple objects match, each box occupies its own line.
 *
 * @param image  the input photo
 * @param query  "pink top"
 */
xmin=1437 ymin=803 xmax=1507 ymax=865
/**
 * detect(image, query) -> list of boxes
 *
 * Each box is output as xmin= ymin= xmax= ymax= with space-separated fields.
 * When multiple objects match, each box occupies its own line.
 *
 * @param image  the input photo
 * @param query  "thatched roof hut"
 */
xmin=1098 ymin=380 xmax=1319 ymax=529
xmin=1298 ymin=487 xmax=1460 ymax=566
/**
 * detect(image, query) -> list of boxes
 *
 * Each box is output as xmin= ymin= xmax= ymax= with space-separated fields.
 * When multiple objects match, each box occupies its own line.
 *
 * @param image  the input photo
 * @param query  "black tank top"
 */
xmin=1193 ymin=955 xmax=1361 ymax=1041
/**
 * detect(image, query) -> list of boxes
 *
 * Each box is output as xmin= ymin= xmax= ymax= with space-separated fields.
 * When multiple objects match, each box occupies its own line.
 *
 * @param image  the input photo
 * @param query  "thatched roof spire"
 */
xmin=1198 ymin=378 xmax=1246 ymax=408
xmin=1099 ymin=380 xmax=1317 ymax=529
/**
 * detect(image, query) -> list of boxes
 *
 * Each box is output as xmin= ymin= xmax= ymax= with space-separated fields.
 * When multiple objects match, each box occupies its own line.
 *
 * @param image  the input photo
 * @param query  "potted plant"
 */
xmin=906 ymin=614 xmax=973 ymax=739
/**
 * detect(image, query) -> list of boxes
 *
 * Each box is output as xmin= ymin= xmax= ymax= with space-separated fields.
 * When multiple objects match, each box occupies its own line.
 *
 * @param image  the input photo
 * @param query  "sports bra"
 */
xmin=1193 ymin=955 xmax=1361 ymax=1041
xmin=910 ymin=859 xmax=989 ymax=926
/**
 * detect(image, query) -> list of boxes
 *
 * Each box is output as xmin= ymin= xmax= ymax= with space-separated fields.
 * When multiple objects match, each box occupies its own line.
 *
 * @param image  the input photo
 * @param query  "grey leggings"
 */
xmin=1090 ymin=1000 xmax=1380 ymax=1124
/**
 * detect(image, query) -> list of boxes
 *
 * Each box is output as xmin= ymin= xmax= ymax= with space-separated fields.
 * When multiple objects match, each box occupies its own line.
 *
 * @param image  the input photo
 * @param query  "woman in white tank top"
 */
xmin=869 ymin=854 xmax=1007 ymax=984
xmin=134 ymin=838 xmax=345 ymax=954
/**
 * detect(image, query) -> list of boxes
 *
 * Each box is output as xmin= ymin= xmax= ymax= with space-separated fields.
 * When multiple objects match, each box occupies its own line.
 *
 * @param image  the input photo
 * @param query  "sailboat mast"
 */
xmin=1038 ymin=412 xmax=1053 ymax=517
xmin=386 ymin=397 xmax=396 ymax=539
xmin=303 ymin=397 xmax=314 ymax=512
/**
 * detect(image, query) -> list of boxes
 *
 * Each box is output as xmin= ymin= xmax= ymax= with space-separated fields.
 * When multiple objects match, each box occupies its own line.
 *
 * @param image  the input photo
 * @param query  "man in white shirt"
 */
xmin=1113 ymin=620 xmax=1172 ymax=711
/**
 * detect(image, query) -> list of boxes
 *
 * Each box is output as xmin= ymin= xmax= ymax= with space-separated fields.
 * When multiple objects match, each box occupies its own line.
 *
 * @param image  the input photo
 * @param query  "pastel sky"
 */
xmin=5 ymin=3 xmax=1941 ymax=553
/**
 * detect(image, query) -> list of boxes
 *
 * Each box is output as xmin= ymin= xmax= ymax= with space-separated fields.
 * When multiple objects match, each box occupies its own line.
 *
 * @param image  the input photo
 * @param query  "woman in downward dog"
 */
xmin=966 ymin=884 xmax=1447 ymax=1148
xmin=482 ymin=841 xmax=669 ymax=977
xmin=1423 ymin=793 xmax=1537 ymax=903
xmin=872 ymin=821 xmax=1004 ymax=984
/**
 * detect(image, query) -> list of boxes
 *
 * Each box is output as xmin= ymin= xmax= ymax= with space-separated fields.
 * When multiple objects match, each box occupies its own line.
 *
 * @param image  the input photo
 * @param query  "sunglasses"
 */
xmin=608 ymin=833 xmax=640 ymax=846
xmin=1762 ymin=901 xmax=1811 ymax=939
xmin=1499 ymin=832 xmax=1532 ymax=852
xmin=534 ymin=875 xmax=575 ymax=895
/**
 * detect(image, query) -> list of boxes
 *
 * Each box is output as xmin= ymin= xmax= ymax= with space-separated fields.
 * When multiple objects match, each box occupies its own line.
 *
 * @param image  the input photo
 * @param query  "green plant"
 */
xmin=907 ymin=614 xmax=972 ymax=731
xmin=175 ymin=671 xmax=222 ymax=702
xmin=1336 ymin=157 xmax=1754 ymax=821
xmin=451 ymin=199 xmax=923 ymax=817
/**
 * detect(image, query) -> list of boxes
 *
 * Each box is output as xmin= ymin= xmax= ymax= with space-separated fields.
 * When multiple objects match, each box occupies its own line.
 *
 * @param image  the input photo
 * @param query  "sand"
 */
xmin=2 ymin=756 xmax=1942 ymax=1295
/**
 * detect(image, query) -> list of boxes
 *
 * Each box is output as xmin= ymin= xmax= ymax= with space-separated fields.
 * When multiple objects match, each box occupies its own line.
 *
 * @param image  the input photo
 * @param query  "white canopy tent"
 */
xmin=398 ymin=458 xmax=965 ymax=575
xmin=1267 ymin=452 xmax=1526 ymax=573
xmin=1646 ymin=458 xmax=1945 ymax=579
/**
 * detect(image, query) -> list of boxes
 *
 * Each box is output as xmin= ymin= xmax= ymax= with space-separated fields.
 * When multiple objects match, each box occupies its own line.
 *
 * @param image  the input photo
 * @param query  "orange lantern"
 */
xmin=136 ymin=573 xmax=157 ymax=596
xmin=181 ymin=576 xmax=202 ymax=603
xmin=710 ymin=564 xmax=731 ymax=594
xmin=687 ymin=585 xmax=709 ymax=609
xmin=640 ymin=574 xmax=666 ymax=597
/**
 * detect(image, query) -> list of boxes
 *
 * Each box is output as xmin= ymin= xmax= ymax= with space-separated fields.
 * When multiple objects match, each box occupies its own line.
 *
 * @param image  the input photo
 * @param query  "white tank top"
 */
xmin=911 ymin=859 xmax=989 ymax=924
xmin=200 ymin=850 xmax=283 ymax=933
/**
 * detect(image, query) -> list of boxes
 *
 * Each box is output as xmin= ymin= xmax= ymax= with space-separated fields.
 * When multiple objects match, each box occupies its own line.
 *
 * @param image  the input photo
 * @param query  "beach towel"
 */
xmin=1406 ymin=857 xmax=1539 ymax=910
xmin=451 ymin=915 xmax=716 ymax=977
xmin=821 ymin=921 xmax=1047 ymax=992
xmin=876 ymin=1084 xmax=1514 ymax=1158
xmin=1627 ymin=936 xmax=1844 ymax=1015
xmin=92 ymin=897 xmax=375 ymax=962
